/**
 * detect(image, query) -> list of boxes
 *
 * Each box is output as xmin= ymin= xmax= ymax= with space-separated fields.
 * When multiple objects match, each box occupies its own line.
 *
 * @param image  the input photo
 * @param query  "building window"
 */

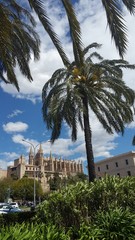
xmin=98 ymin=166 xmax=100 ymax=172
xmin=127 ymin=171 xmax=131 ymax=176
xmin=125 ymin=159 xmax=129 ymax=165
xmin=115 ymin=162 xmax=118 ymax=167
xmin=106 ymin=164 xmax=109 ymax=170
xmin=117 ymin=173 xmax=120 ymax=177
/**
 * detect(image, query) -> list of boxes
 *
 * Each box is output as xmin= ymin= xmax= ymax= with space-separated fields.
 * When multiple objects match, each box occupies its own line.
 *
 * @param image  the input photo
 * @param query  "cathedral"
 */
xmin=7 ymin=144 xmax=83 ymax=192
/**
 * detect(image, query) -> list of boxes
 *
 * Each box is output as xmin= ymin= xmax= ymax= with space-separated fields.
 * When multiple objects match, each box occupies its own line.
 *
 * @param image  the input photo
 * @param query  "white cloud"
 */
xmin=7 ymin=110 xmax=23 ymax=119
xmin=0 ymin=152 xmax=20 ymax=170
xmin=0 ymin=152 xmax=19 ymax=159
xmin=3 ymin=122 xmax=28 ymax=133
xmin=12 ymin=134 xmax=25 ymax=144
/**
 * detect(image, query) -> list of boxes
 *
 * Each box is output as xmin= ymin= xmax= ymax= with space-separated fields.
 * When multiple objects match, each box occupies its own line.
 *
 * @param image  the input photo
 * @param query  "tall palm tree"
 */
xmin=42 ymin=1 xmax=135 ymax=182
xmin=0 ymin=0 xmax=40 ymax=91
xmin=42 ymin=43 xmax=135 ymax=182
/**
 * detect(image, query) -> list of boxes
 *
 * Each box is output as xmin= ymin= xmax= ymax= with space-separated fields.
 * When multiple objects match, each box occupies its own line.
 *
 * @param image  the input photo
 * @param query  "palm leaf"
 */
xmin=121 ymin=0 xmax=135 ymax=13
xmin=101 ymin=0 xmax=128 ymax=58
xmin=28 ymin=0 xmax=70 ymax=67
xmin=83 ymin=43 xmax=102 ymax=56
xmin=61 ymin=0 xmax=84 ymax=67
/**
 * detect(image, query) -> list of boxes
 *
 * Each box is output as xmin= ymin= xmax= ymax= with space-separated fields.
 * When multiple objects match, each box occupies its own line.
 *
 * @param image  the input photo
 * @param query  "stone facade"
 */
xmin=0 ymin=168 xmax=7 ymax=179
xmin=95 ymin=151 xmax=135 ymax=178
xmin=7 ymin=144 xmax=83 ymax=191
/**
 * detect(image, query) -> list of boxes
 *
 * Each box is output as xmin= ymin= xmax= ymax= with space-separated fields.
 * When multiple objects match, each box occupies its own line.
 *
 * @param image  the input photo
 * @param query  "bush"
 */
xmin=77 ymin=208 xmax=135 ymax=240
xmin=0 ymin=223 xmax=70 ymax=240
xmin=0 ymin=211 xmax=36 ymax=227
xmin=35 ymin=176 xmax=135 ymax=230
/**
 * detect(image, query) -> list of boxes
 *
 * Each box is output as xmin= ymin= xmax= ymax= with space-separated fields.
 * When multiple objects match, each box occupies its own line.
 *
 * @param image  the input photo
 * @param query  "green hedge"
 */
xmin=0 ymin=211 xmax=36 ymax=227
xmin=35 ymin=176 xmax=135 ymax=229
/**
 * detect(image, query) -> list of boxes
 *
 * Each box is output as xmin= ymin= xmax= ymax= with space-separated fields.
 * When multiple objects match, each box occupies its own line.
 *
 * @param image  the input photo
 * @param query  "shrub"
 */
xmin=0 ymin=223 xmax=70 ymax=240
xmin=94 ymin=207 xmax=135 ymax=240
xmin=35 ymin=176 xmax=135 ymax=230
xmin=0 ymin=211 xmax=36 ymax=227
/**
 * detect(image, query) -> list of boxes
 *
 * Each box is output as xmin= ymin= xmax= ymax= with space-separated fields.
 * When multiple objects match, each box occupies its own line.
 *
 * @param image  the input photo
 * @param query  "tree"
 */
xmin=1 ymin=0 xmax=135 ymax=90
xmin=12 ymin=178 xmax=43 ymax=201
xmin=42 ymin=44 xmax=135 ymax=182
xmin=0 ymin=0 xmax=40 ymax=91
xmin=49 ymin=173 xmax=62 ymax=191
xmin=0 ymin=177 xmax=14 ymax=202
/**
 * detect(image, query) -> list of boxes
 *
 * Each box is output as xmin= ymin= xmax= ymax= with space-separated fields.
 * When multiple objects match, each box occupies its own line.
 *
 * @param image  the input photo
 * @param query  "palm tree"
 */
xmin=1 ymin=0 xmax=135 ymax=90
xmin=0 ymin=0 xmax=40 ymax=91
xmin=42 ymin=44 xmax=135 ymax=182
xmin=41 ymin=1 xmax=135 ymax=182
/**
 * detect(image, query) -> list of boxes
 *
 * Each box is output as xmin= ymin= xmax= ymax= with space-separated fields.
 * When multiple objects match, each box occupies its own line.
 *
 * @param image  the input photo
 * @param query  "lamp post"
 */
xmin=22 ymin=139 xmax=40 ymax=206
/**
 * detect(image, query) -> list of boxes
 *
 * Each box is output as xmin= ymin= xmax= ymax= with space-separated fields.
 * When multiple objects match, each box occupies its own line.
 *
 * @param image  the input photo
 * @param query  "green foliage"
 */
xmin=0 ymin=178 xmax=14 ymax=202
xmin=63 ymin=173 xmax=88 ymax=186
xmin=94 ymin=208 xmax=135 ymax=240
xmin=0 ymin=211 xmax=36 ymax=228
xmin=36 ymin=176 xmax=135 ymax=229
xmin=1 ymin=176 xmax=135 ymax=239
xmin=77 ymin=208 xmax=135 ymax=240
xmin=0 ymin=223 xmax=69 ymax=240
xmin=49 ymin=173 xmax=62 ymax=191
xmin=12 ymin=177 xmax=43 ymax=201
xmin=48 ymin=173 xmax=88 ymax=192
xmin=0 ymin=177 xmax=43 ymax=202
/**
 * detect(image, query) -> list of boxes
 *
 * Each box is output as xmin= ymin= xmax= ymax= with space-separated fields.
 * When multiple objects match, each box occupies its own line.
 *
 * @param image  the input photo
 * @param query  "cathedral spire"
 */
xmin=29 ymin=147 xmax=34 ymax=165
xmin=39 ymin=143 xmax=43 ymax=153
xmin=29 ymin=147 xmax=33 ymax=155
xmin=50 ymin=151 xmax=52 ymax=160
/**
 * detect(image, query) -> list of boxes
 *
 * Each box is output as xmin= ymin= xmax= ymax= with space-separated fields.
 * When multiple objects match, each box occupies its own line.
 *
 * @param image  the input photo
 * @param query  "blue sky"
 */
xmin=0 ymin=0 xmax=135 ymax=173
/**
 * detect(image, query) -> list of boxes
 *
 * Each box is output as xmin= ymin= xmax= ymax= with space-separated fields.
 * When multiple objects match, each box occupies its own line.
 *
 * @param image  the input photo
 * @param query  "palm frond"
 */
xmin=83 ymin=43 xmax=102 ymax=56
xmin=101 ymin=0 xmax=128 ymax=58
xmin=28 ymin=0 xmax=70 ymax=67
xmin=121 ymin=0 xmax=135 ymax=14
xmin=0 ymin=1 xmax=40 ymax=90
xmin=61 ymin=0 xmax=84 ymax=67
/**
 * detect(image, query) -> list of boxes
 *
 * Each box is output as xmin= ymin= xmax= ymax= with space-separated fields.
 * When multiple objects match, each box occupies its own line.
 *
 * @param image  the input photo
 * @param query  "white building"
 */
xmin=95 ymin=151 xmax=135 ymax=178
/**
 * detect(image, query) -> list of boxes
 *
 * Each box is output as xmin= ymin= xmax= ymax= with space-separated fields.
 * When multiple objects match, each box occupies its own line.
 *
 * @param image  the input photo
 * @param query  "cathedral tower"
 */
xmin=35 ymin=144 xmax=44 ymax=165
xmin=29 ymin=147 xmax=34 ymax=165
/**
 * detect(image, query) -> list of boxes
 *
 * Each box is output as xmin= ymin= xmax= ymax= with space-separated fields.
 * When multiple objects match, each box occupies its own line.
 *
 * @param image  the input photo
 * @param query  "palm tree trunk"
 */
xmin=83 ymin=96 xmax=96 ymax=182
